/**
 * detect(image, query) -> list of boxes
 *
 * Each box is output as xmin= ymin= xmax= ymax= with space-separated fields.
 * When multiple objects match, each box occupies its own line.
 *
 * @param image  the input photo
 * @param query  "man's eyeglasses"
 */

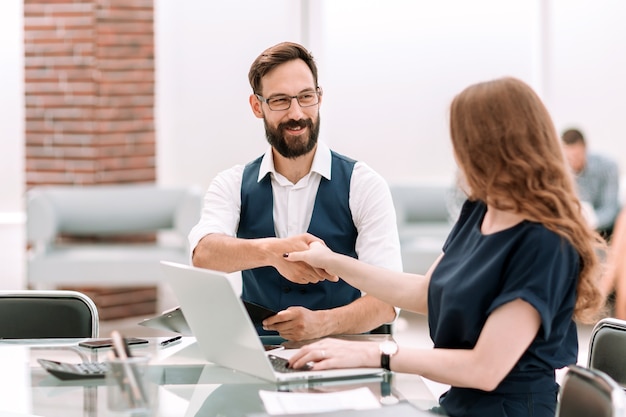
xmin=255 ymin=88 xmax=322 ymax=111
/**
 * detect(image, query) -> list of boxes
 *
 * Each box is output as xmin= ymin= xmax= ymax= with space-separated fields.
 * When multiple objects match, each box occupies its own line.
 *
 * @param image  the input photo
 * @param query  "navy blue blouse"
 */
xmin=429 ymin=200 xmax=579 ymax=416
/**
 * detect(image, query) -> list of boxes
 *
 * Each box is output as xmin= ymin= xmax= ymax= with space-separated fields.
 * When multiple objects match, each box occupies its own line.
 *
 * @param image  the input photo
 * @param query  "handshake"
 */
xmin=277 ymin=234 xmax=340 ymax=285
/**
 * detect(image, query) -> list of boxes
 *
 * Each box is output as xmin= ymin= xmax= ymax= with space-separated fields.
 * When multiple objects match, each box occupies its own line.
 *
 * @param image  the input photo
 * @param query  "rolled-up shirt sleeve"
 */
xmin=350 ymin=161 xmax=403 ymax=273
xmin=188 ymin=165 xmax=244 ymax=260
xmin=350 ymin=161 xmax=403 ymax=320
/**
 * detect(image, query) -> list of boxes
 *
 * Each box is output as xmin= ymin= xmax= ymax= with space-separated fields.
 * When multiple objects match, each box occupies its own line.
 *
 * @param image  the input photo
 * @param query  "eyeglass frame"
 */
xmin=255 ymin=87 xmax=322 ymax=111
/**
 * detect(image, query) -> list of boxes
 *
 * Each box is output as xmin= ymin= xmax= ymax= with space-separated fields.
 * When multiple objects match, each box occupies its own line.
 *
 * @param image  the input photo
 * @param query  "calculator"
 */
xmin=38 ymin=358 xmax=109 ymax=380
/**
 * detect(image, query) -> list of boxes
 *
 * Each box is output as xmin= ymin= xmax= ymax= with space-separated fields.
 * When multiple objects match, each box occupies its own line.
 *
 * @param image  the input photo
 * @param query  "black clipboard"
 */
xmin=138 ymin=300 xmax=277 ymax=335
xmin=242 ymin=300 xmax=278 ymax=325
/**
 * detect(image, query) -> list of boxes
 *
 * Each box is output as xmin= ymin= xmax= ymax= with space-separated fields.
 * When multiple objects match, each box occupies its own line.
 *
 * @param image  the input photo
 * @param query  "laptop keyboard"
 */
xmin=268 ymin=354 xmax=312 ymax=373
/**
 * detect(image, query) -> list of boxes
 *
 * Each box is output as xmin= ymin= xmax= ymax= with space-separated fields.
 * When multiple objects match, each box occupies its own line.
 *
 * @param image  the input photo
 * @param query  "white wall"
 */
xmin=0 ymin=0 xmax=25 ymax=290
xmin=155 ymin=0 xmax=626 ymax=190
xmin=318 ymin=0 xmax=541 ymax=183
xmin=0 ymin=0 xmax=24 ymax=211
xmin=548 ymin=0 xmax=626 ymax=163
xmin=155 ymin=0 xmax=306 ymax=191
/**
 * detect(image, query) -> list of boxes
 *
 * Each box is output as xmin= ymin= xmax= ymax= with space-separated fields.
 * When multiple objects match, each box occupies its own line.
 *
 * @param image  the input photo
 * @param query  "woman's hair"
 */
xmin=449 ymin=76 xmax=604 ymax=323
xmin=248 ymin=42 xmax=319 ymax=95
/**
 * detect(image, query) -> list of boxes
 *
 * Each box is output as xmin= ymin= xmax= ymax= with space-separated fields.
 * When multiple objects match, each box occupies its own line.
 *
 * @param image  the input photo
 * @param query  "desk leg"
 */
xmin=84 ymin=386 xmax=97 ymax=417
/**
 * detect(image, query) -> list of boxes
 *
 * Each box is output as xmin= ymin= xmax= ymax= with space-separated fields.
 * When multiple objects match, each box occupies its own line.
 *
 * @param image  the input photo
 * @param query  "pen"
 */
xmin=160 ymin=335 xmax=182 ymax=347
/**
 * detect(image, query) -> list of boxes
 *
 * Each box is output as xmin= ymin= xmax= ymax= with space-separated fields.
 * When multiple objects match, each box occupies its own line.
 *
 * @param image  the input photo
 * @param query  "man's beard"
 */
xmin=264 ymin=115 xmax=320 ymax=159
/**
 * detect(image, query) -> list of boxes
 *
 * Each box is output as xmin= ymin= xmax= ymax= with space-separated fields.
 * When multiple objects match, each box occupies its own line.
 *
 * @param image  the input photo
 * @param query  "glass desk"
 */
xmin=0 ymin=337 xmax=437 ymax=417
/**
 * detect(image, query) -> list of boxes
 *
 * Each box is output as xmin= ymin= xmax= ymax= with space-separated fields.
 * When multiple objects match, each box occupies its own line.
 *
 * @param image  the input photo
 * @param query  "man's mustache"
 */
xmin=279 ymin=119 xmax=312 ymax=131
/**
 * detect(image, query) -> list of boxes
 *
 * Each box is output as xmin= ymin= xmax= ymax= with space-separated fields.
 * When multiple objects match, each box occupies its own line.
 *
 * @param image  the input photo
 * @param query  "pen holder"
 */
xmin=106 ymin=355 xmax=157 ymax=415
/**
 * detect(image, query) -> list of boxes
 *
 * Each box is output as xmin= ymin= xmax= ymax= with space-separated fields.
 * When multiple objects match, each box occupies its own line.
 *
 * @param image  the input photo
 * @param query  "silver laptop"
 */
xmin=159 ymin=261 xmax=384 ymax=383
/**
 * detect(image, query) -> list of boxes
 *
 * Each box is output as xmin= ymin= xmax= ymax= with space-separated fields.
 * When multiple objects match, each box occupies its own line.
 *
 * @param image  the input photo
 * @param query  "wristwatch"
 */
xmin=379 ymin=339 xmax=398 ymax=371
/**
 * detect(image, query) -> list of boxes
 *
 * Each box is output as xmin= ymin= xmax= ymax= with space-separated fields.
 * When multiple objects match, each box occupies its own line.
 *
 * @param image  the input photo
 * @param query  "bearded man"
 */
xmin=189 ymin=42 xmax=401 ymax=341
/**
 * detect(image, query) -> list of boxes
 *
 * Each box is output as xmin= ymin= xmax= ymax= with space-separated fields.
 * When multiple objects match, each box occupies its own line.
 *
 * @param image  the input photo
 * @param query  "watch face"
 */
xmin=380 ymin=340 xmax=398 ymax=355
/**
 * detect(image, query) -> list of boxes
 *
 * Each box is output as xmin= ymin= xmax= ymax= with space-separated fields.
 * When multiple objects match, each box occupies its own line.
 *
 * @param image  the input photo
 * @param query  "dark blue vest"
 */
xmin=237 ymin=151 xmax=361 ymax=335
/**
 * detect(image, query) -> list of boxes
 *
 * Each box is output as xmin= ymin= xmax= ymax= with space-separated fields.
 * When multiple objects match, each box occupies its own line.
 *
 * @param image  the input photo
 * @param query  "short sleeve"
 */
xmin=487 ymin=228 xmax=579 ymax=339
xmin=187 ymin=165 xmax=244 ymax=258
xmin=350 ymin=161 xmax=403 ymax=272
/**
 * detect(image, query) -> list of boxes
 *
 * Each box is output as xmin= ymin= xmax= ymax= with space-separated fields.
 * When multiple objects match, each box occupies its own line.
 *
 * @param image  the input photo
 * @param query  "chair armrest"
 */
xmin=26 ymin=189 xmax=58 ymax=246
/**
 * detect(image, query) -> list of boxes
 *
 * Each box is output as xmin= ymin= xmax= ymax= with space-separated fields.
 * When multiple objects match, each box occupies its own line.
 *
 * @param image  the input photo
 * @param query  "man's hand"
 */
xmin=262 ymin=306 xmax=331 ymax=341
xmin=267 ymin=234 xmax=338 ymax=284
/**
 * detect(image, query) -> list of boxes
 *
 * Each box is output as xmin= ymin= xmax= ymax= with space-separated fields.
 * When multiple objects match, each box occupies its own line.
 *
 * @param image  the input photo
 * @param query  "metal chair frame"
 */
xmin=588 ymin=317 xmax=626 ymax=388
xmin=557 ymin=364 xmax=626 ymax=417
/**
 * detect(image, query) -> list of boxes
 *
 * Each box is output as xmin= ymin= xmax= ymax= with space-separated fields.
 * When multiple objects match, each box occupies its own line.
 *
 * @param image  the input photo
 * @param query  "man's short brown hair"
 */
xmin=562 ymin=128 xmax=586 ymax=146
xmin=248 ymin=42 xmax=319 ymax=95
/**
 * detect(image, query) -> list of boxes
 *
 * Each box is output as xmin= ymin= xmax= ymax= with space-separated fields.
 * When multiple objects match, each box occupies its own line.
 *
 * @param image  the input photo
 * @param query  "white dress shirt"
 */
xmin=189 ymin=141 xmax=402 ymax=272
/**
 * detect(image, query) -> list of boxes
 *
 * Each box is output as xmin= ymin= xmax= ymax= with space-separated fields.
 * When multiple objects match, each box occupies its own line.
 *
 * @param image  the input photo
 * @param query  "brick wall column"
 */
xmin=24 ymin=0 xmax=155 ymax=186
xmin=24 ymin=0 xmax=157 ymax=320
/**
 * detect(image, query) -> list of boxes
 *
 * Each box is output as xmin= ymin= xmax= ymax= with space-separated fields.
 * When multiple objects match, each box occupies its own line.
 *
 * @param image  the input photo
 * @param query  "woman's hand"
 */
xmin=266 ymin=235 xmax=337 ymax=284
xmin=283 ymin=241 xmax=339 ymax=281
xmin=288 ymin=338 xmax=380 ymax=371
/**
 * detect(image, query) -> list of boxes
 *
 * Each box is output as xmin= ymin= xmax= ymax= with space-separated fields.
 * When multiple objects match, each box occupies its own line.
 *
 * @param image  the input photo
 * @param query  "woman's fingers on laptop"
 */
xmin=288 ymin=339 xmax=379 ymax=370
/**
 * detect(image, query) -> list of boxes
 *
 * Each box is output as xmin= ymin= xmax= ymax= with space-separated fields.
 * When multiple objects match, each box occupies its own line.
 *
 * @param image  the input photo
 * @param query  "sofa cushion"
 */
xmin=26 ymin=184 xmax=202 ymax=289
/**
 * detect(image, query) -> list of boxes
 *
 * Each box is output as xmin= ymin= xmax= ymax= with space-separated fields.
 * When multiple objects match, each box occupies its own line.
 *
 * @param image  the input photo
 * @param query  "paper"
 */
xmin=258 ymin=387 xmax=381 ymax=415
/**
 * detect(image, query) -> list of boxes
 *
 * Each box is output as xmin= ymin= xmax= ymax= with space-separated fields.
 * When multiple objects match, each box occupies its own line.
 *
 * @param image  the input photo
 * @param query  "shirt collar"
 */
xmin=258 ymin=140 xmax=332 ymax=182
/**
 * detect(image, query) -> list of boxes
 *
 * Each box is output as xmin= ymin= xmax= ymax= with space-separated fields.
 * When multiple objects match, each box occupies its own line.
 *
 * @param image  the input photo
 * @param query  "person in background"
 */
xmin=601 ymin=207 xmax=626 ymax=319
xmin=188 ymin=42 xmax=401 ymax=341
xmin=561 ymin=128 xmax=621 ymax=239
xmin=284 ymin=77 xmax=605 ymax=417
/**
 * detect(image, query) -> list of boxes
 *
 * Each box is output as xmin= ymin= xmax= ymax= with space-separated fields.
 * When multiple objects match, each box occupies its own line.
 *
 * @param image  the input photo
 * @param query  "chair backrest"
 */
xmin=588 ymin=317 xmax=626 ymax=388
xmin=0 ymin=290 xmax=99 ymax=338
xmin=556 ymin=364 xmax=626 ymax=417
xmin=390 ymin=183 xmax=451 ymax=225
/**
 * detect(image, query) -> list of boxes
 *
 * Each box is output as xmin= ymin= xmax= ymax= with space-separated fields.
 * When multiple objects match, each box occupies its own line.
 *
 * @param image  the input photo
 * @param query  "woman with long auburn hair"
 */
xmin=283 ymin=77 xmax=605 ymax=417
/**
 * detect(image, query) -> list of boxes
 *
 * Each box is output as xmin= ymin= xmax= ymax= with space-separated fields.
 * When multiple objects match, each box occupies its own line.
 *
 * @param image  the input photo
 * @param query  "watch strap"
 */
xmin=381 ymin=353 xmax=392 ymax=371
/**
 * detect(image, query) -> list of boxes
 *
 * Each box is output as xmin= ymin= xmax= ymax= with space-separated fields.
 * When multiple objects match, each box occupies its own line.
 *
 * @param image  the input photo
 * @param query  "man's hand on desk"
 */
xmin=262 ymin=306 xmax=330 ymax=341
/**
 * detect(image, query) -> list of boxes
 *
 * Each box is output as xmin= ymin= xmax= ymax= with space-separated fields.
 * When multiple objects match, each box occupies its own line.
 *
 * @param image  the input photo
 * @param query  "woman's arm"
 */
xmin=284 ymin=241 xmax=440 ymax=314
xmin=393 ymin=298 xmax=540 ymax=390
xmin=289 ymin=298 xmax=540 ymax=392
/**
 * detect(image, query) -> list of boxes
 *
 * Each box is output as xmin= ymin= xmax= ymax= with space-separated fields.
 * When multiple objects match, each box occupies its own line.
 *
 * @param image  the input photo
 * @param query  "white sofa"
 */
xmin=26 ymin=184 xmax=202 ymax=289
xmin=390 ymin=182 xmax=456 ymax=274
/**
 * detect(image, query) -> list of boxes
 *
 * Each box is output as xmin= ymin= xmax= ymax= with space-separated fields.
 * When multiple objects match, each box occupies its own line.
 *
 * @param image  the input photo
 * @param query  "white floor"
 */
xmin=100 ymin=299 xmax=595 ymax=400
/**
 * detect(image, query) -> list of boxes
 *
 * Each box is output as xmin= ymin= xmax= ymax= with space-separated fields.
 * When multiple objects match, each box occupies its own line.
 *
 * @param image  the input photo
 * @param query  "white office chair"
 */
xmin=0 ymin=290 xmax=99 ymax=338
xmin=556 ymin=364 xmax=626 ymax=417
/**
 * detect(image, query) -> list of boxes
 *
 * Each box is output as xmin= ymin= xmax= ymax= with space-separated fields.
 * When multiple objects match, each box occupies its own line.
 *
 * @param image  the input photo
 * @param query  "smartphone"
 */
xmin=242 ymin=300 xmax=278 ymax=325
xmin=78 ymin=337 xmax=149 ymax=349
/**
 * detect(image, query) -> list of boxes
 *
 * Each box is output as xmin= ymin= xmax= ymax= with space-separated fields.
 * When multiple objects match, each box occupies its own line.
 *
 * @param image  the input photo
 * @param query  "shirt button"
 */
xmin=299 ymin=289 xmax=307 ymax=294
xmin=283 ymin=287 xmax=291 ymax=293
